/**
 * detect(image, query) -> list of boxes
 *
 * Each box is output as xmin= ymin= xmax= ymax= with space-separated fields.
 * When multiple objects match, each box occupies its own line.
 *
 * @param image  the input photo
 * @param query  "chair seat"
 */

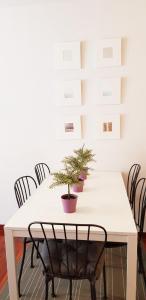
xmin=41 ymin=239 xmax=105 ymax=280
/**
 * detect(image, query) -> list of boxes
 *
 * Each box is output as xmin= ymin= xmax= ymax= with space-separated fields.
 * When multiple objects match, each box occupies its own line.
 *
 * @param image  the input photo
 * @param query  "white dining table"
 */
xmin=4 ymin=171 xmax=137 ymax=300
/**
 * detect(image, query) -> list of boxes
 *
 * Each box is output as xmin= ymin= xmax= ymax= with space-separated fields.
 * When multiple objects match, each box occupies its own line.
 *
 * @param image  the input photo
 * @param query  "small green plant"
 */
xmin=50 ymin=167 xmax=80 ymax=199
xmin=63 ymin=156 xmax=86 ymax=173
xmin=50 ymin=145 xmax=95 ymax=199
xmin=63 ymin=144 xmax=95 ymax=175
xmin=73 ymin=144 xmax=95 ymax=168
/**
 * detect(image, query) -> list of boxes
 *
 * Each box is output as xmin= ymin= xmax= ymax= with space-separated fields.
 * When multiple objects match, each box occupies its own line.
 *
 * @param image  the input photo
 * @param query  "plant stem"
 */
xmin=68 ymin=184 xmax=70 ymax=199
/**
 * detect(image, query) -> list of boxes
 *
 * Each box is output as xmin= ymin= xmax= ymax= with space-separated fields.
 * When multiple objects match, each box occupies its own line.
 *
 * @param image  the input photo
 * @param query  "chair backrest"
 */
xmin=127 ymin=163 xmax=141 ymax=207
xmin=34 ymin=163 xmax=50 ymax=185
xmin=133 ymin=177 xmax=146 ymax=232
xmin=14 ymin=176 xmax=37 ymax=208
xmin=139 ymin=197 xmax=146 ymax=234
xmin=28 ymin=222 xmax=107 ymax=279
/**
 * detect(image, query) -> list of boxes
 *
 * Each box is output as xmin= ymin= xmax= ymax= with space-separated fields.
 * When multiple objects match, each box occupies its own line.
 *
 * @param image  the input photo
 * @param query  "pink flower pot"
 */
xmin=79 ymin=169 xmax=88 ymax=180
xmin=61 ymin=194 xmax=77 ymax=213
xmin=72 ymin=179 xmax=84 ymax=193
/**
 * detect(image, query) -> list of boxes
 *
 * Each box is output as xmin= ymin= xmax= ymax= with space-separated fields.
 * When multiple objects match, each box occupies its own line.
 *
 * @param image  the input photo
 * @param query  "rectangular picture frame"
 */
xmin=56 ymin=115 xmax=81 ymax=140
xmin=55 ymin=80 xmax=81 ymax=106
xmin=97 ymin=114 xmax=120 ymax=139
xmin=97 ymin=78 xmax=121 ymax=105
xmin=54 ymin=41 xmax=81 ymax=69
xmin=97 ymin=38 xmax=121 ymax=67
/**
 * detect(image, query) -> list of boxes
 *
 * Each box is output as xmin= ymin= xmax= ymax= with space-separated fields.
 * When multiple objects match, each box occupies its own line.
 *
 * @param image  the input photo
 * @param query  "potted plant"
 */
xmin=64 ymin=144 xmax=95 ymax=180
xmin=72 ymin=177 xmax=84 ymax=193
xmin=74 ymin=144 xmax=95 ymax=179
xmin=63 ymin=155 xmax=85 ymax=186
xmin=50 ymin=167 xmax=81 ymax=213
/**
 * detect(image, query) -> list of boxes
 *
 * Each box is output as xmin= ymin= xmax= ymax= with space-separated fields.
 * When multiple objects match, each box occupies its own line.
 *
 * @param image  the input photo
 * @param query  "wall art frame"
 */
xmin=97 ymin=78 xmax=121 ymax=105
xmin=55 ymin=80 xmax=81 ymax=106
xmin=97 ymin=38 xmax=121 ymax=67
xmin=56 ymin=115 xmax=81 ymax=140
xmin=54 ymin=41 xmax=81 ymax=69
xmin=97 ymin=114 xmax=120 ymax=139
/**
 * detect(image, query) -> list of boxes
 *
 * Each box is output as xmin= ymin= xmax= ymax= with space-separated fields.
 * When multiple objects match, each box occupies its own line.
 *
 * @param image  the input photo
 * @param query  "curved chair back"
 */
xmin=133 ymin=177 xmax=146 ymax=231
xmin=127 ymin=163 xmax=141 ymax=207
xmin=14 ymin=175 xmax=37 ymax=208
xmin=134 ymin=178 xmax=146 ymax=288
xmin=35 ymin=163 xmax=50 ymax=185
xmin=139 ymin=198 xmax=146 ymax=234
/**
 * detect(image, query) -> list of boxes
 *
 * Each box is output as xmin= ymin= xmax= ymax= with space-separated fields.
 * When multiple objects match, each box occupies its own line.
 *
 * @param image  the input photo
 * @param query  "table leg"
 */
xmin=126 ymin=234 xmax=137 ymax=300
xmin=4 ymin=228 xmax=18 ymax=300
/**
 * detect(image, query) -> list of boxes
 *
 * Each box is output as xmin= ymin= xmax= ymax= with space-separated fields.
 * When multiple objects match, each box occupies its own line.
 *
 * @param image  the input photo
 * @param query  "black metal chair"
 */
xmin=28 ymin=222 xmax=107 ymax=300
xmin=127 ymin=163 xmax=141 ymax=208
xmin=133 ymin=177 xmax=146 ymax=288
xmin=35 ymin=163 xmax=51 ymax=185
xmin=14 ymin=175 xmax=41 ymax=297
xmin=14 ymin=175 xmax=37 ymax=208
xmin=106 ymin=165 xmax=141 ymax=249
xmin=106 ymin=164 xmax=141 ymax=249
xmin=106 ymin=164 xmax=141 ymax=248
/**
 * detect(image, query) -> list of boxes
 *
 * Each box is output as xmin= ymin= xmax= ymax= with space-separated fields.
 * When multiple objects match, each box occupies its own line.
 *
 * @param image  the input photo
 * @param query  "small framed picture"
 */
xmin=55 ymin=80 xmax=81 ymax=106
xmin=97 ymin=114 xmax=120 ymax=139
xmin=56 ymin=115 xmax=81 ymax=139
xmin=97 ymin=78 xmax=121 ymax=105
xmin=54 ymin=41 xmax=81 ymax=69
xmin=97 ymin=38 xmax=121 ymax=67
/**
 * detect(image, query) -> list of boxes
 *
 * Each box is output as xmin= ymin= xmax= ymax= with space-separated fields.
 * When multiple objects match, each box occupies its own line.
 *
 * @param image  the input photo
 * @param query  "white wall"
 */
xmin=1 ymin=0 xmax=146 ymax=223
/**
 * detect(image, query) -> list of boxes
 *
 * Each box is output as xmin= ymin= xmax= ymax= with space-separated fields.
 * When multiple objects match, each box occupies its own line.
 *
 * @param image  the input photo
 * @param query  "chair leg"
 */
xmin=31 ymin=243 xmax=35 ymax=268
xmin=138 ymin=245 xmax=146 ymax=287
xmin=90 ymin=281 xmax=96 ymax=300
xmin=18 ymin=238 xmax=27 ymax=297
xmin=69 ymin=279 xmax=72 ymax=300
xmin=45 ymin=276 xmax=49 ymax=300
xmin=138 ymin=244 xmax=143 ymax=273
xmin=36 ymin=241 xmax=40 ymax=259
xmin=51 ymin=278 xmax=56 ymax=297
xmin=90 ymin=282 xmax=93 ymax=300
xmin=103 ymin=263 xmax=107 ymax=299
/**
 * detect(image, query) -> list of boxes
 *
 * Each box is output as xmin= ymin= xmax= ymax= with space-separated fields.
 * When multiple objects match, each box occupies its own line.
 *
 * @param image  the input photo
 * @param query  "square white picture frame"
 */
xmin=55 ymin=80 xmax=81 ymax=106
xmin=54 ymin=41 xmax=81 ymax=69
xmin=97 ymin=78 xmax=121 ymax=105
xmin=97 ymin=38 xmax=121 ymax=67
xmin=56 ymin=115 xmax=81 ymax=139
xmin=97 ymin=114 xmax=120 ymax=139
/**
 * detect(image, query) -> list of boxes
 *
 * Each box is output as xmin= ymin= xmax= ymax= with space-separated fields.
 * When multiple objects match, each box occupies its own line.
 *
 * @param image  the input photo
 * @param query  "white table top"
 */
xmin=5 ymin=172 xmax=137 ymax=237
